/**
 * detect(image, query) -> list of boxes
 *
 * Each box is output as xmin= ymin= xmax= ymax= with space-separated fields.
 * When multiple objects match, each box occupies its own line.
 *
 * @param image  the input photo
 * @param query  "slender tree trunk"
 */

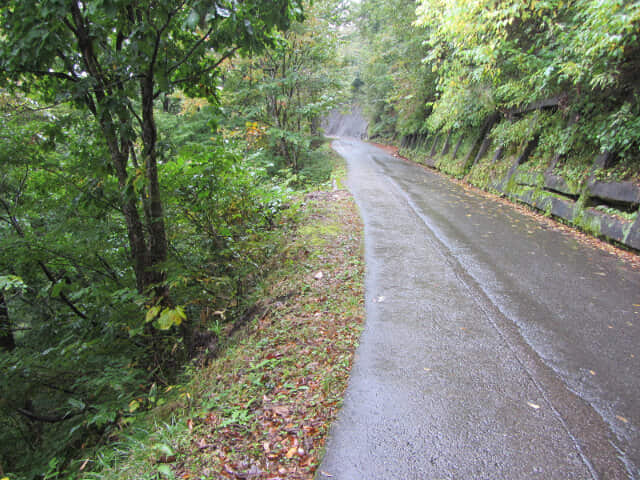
xmin=101 ymin=121 xmax=151 ymax=293
xmin=72 ymin=3 xmax=167 ymax=295
xmin=310 ymin=115 xmax=320 ymax=136
xmin=141 ymin=77 xmax=168 ymax=293
xmin=0 ymin=293 xmax=15 ymax=351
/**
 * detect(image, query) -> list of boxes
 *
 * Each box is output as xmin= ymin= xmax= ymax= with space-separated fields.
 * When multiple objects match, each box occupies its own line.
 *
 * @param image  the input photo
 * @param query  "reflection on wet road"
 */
xmin=318 ymin=139 xmax=640 ymax=480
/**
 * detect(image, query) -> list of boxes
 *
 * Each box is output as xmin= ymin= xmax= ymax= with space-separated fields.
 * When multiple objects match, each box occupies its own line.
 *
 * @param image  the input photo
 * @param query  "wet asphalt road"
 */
xmin=317 ymin=139 xmax=640 ymax=480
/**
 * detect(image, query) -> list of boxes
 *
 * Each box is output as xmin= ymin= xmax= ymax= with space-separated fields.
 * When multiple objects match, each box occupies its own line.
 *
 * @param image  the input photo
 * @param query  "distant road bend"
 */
xmin=317 ymin=133 xmax=640 ymax=479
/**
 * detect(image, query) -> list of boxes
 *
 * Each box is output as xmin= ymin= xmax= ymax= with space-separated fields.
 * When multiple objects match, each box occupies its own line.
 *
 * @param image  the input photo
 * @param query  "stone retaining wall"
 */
xmin=399 ymin=120 xmax=640 ymax=251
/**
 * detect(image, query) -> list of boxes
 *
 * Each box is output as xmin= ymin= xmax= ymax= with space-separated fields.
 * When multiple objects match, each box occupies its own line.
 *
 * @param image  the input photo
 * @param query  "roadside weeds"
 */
xmin=100 ymin=154 xmax=365 ymax=480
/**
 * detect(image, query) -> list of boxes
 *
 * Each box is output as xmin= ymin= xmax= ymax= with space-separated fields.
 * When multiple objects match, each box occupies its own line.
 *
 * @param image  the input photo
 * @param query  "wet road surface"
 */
xmin=317 ymin=139 xmax=640 ymax=479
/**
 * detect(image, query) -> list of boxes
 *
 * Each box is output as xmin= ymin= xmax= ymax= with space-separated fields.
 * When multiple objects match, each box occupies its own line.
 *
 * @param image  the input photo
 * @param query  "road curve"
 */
xmin=317 ymin=139 xmax=640 ymax=480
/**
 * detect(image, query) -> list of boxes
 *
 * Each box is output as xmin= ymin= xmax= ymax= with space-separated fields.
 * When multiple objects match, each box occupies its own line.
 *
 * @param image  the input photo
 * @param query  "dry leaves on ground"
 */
xmin=168 ymin=189 xmax=364 ymax=480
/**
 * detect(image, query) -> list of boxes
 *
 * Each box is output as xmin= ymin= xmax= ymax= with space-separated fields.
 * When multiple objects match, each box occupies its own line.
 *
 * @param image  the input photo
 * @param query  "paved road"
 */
xmin=317 ymin=139 xmax=640 ymax=480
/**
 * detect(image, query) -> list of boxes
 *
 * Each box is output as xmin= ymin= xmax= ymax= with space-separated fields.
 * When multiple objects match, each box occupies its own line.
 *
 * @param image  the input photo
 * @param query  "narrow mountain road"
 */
xmin=317 ymin=139 xmax=640 ymax=480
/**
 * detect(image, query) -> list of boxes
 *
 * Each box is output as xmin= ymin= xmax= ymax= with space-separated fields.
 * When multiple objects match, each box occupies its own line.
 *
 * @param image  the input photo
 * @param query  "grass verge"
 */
xmin=94 ymin=151 xmax=365 ymax=480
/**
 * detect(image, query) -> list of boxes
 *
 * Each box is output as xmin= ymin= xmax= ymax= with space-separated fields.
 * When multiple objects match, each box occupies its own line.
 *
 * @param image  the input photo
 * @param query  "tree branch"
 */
xmin=167 ymin=25 xmax=216 ymax=76
xmin=0 ymin=198 xmax=88 ymax=320
xmin=26 ymin=70 xmax=78 ymax=83
xmin=127 ymin=101 xmax=144 ymax=130
xmin=96 ymin=254 xmax=124 ymax=286
xmin=17 ymin=407 xmax=83 ymax=423
xmin=169 ymin=48 xmax=239 ymax=88
xmin=148 ymin=2 xmax=184 ymax=77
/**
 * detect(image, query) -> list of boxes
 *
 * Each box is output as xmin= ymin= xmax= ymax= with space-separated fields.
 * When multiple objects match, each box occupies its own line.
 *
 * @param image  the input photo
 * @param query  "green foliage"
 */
xmin=467 ymin=154 xmax=513 ymax=191
xmin=489 ymin=112 xmax=551 ymax=151
xmin=0 ymin=90 xmax=295 ymax=478
xmin=355 ymin=0 xmax=437 ymax=139
xmin=85 ymin=152 xmax=364 ymax=479
xmin=0 ymin=0 xmax=305 ymax=301
xmin=161 ymin=135 xmax=294 ymax=320
xmin=220 ymin=0 xmax=344 ymax=183
xmin=0 ymin=0 xmax=317 ymax=476
xmin=358 ymin=0 xmax=640 ymax=167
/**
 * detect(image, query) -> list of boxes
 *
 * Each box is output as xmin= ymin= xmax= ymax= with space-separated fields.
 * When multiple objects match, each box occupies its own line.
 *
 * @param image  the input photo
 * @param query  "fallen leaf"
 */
xmin=187 ymin=418 xmax=194 ymax=432
xmin=286 ymin=446 xmax=298 ymax=458
xmin=271 ymin=405 xmax=290 ymax=417
xmin=616 ymin=415 xmax=629 ymax=424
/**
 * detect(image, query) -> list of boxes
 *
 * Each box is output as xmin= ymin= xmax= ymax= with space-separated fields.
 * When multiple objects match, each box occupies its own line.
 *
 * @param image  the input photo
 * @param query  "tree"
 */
xmin=412 ymin=0 xmax=640 ymax=156
xmin=222 ymin=0 xmax=343 ymax=177
xmin=0 ymin=0 xmax=302 ymax=294
xmin=356 ymin=0 xmax=640 ymax=161
xmin=355 ymin=0 xmax=436 ymax=139
xmin=0 ymin=4 xmax=306 ymax=476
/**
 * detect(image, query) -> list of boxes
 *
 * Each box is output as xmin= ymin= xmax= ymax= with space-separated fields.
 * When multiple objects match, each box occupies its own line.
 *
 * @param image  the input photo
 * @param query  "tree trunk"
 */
xmin=0 ymin=293 xmax=15 ymax=351
xmin=310 ymin=115 xmax=320 ymax=136
xmin=72 ymin=3 xmax=167 ymax=296
xmin=101 ymin=121 xmax=151 ymax=294
xmin=141 ymin=77 xmax=168 ymax=294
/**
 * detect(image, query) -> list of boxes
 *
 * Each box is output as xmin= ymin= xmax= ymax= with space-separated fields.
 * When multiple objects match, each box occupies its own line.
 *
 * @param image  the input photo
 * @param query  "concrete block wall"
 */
xmin=399 ymin=122 xmax=640 ymax=251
